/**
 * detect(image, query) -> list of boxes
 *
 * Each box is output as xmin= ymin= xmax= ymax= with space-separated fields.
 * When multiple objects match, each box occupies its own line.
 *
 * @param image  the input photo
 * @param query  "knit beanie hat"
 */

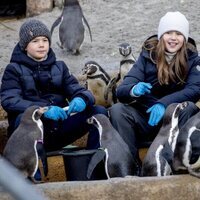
xmin=158 ymin=11 xmax=189 ymax=41
xmin=19 ymin=19 xmax=51 ymax=51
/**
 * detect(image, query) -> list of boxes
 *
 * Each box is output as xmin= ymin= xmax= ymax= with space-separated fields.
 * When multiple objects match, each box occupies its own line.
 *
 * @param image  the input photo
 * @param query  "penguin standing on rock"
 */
xmin=3 ymin=106 xmax=48 ymax=183
xmin=173 ymin=111 xmax=200 ymax=178
xmin=82 ymin=61 xmax=117 ymax=107
xmin=50 ymin=0 xmax=92 ymax=55
xmin=87 ymin=114 xmax=140 ymax=178
xmin=142 ymin=102 xmax=188 ymax=176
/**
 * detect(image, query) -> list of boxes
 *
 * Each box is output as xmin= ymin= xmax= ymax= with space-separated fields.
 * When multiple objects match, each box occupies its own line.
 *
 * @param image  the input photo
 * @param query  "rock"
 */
xmin=0 ymin=106 xmax=7 ymax=121
xmin=0 ymin=120 xmax=8 ymax=154
xmin=26 ymin=0 xmax=53 ymax=17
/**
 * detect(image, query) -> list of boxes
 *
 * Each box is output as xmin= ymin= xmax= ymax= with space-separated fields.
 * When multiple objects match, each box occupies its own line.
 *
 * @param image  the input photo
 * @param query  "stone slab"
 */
xmin=1 ymin=175 xmax=200 ymax=200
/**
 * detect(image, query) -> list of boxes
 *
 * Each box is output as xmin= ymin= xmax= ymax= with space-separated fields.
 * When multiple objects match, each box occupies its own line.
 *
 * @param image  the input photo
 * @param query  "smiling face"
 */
xmin=162 ymin=31 xmax=185 ymax=53
xmin=25 ymin=36 xmax=49 ymax=61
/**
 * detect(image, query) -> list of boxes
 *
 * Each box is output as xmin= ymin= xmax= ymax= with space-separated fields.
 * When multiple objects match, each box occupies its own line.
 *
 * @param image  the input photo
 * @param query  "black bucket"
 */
xmin=61 ymin=148 xmax=108 ymax=181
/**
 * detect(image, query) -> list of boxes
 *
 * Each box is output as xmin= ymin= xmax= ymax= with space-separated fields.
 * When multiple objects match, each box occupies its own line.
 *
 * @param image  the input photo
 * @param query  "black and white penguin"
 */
xmin=87 ymin=114 xmax=140 ymax=178
xmin=117 ymin=42 xmax=136 ymax=85
xmin=142 ymin=102 xmax=189 ymax=176
xmin=50 ymin=0 xmax=92 ymax=55
xmin=3 ymin=106 xmax=48 ymax=182
xmin=173 ymin=111 xmax=200 ymax=178
xmin=82 ymin=61 xmax=117 ymax=107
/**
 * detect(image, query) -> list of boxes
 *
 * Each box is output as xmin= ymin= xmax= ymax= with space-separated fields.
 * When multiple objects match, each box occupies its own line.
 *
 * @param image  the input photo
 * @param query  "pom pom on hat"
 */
xmin=158 ymin=11 xmax=189 ymax=41
xmin=19 ymin=19 xmax=51 ymax=51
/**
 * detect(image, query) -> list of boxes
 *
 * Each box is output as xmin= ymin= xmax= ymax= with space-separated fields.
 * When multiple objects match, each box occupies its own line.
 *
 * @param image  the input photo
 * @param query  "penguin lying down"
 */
xmin=142 ymin=102 xmax=189 ymax=176
xmin=3 ymin=106 xmax=48 ymax=183
xmin=87 ymin=114 xmax=140 ymax=178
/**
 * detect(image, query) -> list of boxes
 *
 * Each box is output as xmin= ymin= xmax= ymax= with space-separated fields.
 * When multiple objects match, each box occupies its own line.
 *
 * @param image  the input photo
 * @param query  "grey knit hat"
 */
xmin=19 ymin=19 xmax=51 ymax=51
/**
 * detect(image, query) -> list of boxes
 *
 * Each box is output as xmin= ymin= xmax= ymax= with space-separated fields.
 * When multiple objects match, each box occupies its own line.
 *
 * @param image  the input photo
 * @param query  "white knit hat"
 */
xmin=158 ymin=11 xmax=189 ymax=41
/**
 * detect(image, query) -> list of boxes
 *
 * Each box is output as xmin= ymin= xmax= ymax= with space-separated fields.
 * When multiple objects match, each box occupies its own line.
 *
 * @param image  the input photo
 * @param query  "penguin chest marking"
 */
xmin=183 ymin=127 xmax=200 ymax=168
xmin=32 ymin=110 xmax=44 ymax=141
xmin=168 ymin=111 xmax=179 ymax=152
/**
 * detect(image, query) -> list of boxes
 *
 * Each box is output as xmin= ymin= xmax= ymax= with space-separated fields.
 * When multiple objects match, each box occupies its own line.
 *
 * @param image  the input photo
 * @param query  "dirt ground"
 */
xmin=1 ymin=0 xmax=200 ymax=78
xmin=1 ymin=0 xmax=200 ymax=183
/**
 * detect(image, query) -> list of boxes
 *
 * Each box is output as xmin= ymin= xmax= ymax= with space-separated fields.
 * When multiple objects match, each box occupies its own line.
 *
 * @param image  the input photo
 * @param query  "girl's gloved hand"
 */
xmin=44 ymin=106 xmax=67 ymax=121
xmin=131 ymin=82 xmax=152 ymax=96
xmin=146 ymin=103 xmax=165 ymax=126
xmin=67 ymin=97 xmax=86 ymax=115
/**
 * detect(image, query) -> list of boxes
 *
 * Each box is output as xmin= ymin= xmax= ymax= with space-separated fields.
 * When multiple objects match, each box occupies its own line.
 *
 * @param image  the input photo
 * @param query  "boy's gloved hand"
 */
xmin=146 ymin=103 xmax=165 ymax=126
xmin=44 ymin=106 xmax=67 ymax=121
xmin=131 ymin=82 xmax=152 ymax=96
xmin=67 ymin=97 xmax=86 ymax=115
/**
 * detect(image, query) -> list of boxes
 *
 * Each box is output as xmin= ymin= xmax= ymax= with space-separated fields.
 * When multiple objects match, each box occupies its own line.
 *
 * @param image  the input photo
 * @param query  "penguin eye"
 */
xmin=87 ymin=117 xmax=93 ymax=124
xmin=33 ymin=110 xmax=41 ymax=120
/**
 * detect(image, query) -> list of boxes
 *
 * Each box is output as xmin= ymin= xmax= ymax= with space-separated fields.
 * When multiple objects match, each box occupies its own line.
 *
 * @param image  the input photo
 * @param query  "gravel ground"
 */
xmin=0 ymin=0 xmax=200 ymax=81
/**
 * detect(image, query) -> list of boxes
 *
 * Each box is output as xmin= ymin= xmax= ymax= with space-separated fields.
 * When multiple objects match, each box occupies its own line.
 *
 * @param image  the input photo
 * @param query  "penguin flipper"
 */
xmin=50 ymin=15 xmax=62 ymax=35
xmin=82 ymin=15 xmax=92 ymax=42
xmin=56 ymin=41 xmax=63 ymax=49
xmin=36 ymin=142 xmax=48 ymax=177
xmin=86 ymin=149 xmax=106 ymax=179
xmin=104 ymin=77 xmax=117 ymax=101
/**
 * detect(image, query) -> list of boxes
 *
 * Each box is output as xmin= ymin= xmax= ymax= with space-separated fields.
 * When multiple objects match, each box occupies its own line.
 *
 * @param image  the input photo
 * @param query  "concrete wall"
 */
xmin=1 ymin=175 xmax=200 ymax=200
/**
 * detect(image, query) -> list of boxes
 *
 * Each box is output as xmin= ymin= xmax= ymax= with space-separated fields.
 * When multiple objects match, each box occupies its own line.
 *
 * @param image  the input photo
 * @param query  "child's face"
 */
xmin=25 ymin=36 xmax=50 ymax=61
xmin=162 ymin=31 xmax=184 ymax=53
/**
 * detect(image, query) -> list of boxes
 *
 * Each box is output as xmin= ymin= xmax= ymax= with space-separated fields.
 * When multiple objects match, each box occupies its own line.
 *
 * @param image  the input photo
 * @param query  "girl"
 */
xmin=109 ymin=11 xmax=200 ymax=175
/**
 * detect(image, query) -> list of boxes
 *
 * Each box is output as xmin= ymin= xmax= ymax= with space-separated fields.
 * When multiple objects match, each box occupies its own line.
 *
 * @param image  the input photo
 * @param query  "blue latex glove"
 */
xmin=132 ymin=82 xmax=152 ymax=96
xmin=67 ymin=97 xmax=86 ymax=115
xmin=146 ymin=103 xmax=165 ymax=126
xmin=44 ymin=106 xmax=67 ymax=121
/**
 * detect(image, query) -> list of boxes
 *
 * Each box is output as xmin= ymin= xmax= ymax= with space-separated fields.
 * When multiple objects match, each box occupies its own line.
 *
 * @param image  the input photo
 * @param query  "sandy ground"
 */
xmin=1 ymin=0 xmax=200 ymax=182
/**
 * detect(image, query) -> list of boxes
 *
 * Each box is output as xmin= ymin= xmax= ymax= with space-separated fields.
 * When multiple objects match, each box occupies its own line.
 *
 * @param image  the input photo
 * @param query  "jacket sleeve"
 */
xmin=60 ymin=61 xmax=95 ymax=106
xmin=158 ymin=59 xmax=200 ymax=107
xmin=1 ymin=64 xmax=48 ymax=113
xmin=116 ymin=53 xmax=146 ymax=104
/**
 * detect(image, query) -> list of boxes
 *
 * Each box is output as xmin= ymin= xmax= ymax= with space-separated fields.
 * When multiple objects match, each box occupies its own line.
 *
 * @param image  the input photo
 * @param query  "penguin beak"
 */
xmin=82 ymin=65 xmax=88 ymax=75
xmin=87 ymin=117 xmax=94 ymax=124
xmin=33 ymin=107 xmax=48 ymax=120
xmin=38 ymin=107 xmax=49 ymax=116
xmin=182 ymin=101 xmax=189 ymax=109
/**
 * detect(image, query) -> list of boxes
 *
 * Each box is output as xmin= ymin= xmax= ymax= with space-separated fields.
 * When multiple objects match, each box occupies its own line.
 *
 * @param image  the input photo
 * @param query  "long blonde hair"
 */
xmin=143 ymin=37 xmax=188 ymax=85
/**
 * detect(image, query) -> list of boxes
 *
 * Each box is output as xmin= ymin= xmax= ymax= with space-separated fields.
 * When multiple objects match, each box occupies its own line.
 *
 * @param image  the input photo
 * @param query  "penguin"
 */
xmin=117 ymin=42 xmax=136 ymax=86
xmin=50 ymin=0 xmax=92 ymax=55
xmin=142 ymin=102 xmax=189 ymax=176
xmin=3 ymin=105 xmax=48 ymax=183
xmin=82 ymin=61 xmax=117 ymax=107
xmin=173 ymin=111 xmax=200 ymax=178
xmin=87 ymin=114 xmax=140 ymax=178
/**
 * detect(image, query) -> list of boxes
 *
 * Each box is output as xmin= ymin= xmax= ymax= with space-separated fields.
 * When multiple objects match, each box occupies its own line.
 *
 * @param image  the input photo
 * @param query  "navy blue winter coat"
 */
xmin=117 ymin=36 xmax=200 ymax=108
xmin=1 ymin=44 xmax=95 ymax=127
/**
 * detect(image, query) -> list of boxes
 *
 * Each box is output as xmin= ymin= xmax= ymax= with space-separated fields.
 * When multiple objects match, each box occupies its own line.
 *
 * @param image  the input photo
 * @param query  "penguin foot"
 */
xmin=68 ymin=49 xmax=80 ymax=55
xmin=27 ymin=176 xmax=45 ymax=184
xmin=188 ymin=167 xmax=200 ymax=178
xmin=133 ymin=157 xmax=142 ymax=176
